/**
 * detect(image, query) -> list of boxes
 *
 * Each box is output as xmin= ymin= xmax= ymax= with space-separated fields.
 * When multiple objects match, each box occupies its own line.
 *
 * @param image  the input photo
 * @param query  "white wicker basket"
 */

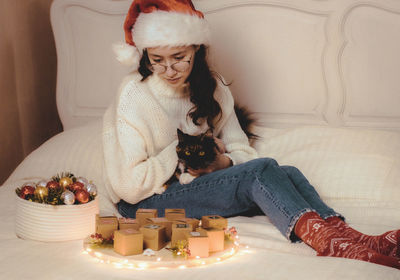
xmin=15 ymin=195 xmax=99 ymax=242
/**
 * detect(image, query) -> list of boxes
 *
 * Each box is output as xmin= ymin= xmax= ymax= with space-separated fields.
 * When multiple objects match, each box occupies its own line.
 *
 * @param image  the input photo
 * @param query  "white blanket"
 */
xmin=1 ymin=123 xmax=399 ymax=279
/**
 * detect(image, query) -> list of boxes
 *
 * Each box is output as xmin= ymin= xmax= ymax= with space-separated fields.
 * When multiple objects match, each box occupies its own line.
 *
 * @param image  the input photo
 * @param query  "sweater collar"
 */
xmin=147 ymin=74 xmax=190 ymax=98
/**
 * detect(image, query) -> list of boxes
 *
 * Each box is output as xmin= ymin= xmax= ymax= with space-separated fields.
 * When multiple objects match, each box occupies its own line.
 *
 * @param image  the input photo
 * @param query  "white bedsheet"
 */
xmin=1 ymin=123 xmax=399 ymax=279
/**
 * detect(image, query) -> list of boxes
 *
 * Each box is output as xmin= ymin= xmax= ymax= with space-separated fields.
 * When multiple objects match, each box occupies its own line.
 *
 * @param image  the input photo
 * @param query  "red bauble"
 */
xmin=46 ymin=180 xmax=60 ymax=190
xmin=75 ymin=189 xmax=90 ymax=204
xmin=68 ymin=182 xmax=85 ymax=192
xmin=20 ymin=186 xmax=35 ymax=199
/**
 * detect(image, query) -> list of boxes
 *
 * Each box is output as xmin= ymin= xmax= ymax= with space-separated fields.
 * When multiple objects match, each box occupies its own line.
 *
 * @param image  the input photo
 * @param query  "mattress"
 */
xmin=1 ymin=122 xmax=399 ymax=279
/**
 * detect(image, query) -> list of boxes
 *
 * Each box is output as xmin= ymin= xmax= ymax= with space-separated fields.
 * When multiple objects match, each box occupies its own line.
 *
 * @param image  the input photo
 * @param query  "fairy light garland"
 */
xmin=82 ymin=234 xmax=244 ymax=270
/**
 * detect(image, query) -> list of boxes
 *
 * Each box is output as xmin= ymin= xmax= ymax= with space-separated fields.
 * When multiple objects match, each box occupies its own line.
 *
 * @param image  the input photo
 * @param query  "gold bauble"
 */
xmin=34 ymin=186 xmax=49 ymax=201
xmin=59 ymin=177 xmax=73 ymax=189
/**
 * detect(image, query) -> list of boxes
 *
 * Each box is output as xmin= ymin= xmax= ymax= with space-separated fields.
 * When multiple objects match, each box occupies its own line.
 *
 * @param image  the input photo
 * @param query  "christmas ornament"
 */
xmin=36 ymin=180 xmax=48 ymax=188
xmin=68 ymin=182 xmax=85 ymax=193
xmin=85 ymin=183 xmax=97 ymax=196
xmin=34 ymin=186 xmax=49 ymax=201
xmin=19 ymin=185 xmax=35 ymax=199
xmin=76 ymin=177 xmax=88 ymax=187
xmin=61 ymin=190 xmax=75 ymax=205
xmin=46 ymin=180 xmax=60 ymax=190
xmin=22 ymin=182 xmax=36 ymax=188
xmin=16 ymin=172 xmax=96 ymax=205
xmin=59 ymin=177 xmax=73 ymax=189
xmin=75 ymin=189 xmax=90 ymax=204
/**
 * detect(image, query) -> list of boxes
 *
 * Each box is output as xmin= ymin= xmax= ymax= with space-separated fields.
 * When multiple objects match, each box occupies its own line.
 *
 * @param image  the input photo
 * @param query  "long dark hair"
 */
xmin=138 ymin=45 xmax=222 ymax=129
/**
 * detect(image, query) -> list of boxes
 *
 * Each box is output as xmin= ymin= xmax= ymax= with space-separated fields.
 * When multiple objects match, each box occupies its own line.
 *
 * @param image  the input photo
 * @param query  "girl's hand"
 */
xmin=213 ymin=136 xmax=226 ymax=153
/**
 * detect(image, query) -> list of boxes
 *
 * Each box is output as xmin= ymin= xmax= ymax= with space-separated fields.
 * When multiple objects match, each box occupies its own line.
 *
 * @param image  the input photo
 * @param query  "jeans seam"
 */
xmin=147 ymin=175 xmax=235 ymax=203
xmin=254 ymin=174 xmax=290 ymax=219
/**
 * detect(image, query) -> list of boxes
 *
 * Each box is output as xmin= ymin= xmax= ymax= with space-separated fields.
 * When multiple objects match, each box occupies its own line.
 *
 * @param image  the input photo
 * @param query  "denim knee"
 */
xmin=248 ymin=157 xmax=280 ymax=175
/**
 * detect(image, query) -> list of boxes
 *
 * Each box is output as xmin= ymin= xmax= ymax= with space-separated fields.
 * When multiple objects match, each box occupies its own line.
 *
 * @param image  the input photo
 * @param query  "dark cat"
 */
xmin=163 ymin=106 xmax=258 ymax=187
xmin=164 ymin=129 xmax=217 ymax=186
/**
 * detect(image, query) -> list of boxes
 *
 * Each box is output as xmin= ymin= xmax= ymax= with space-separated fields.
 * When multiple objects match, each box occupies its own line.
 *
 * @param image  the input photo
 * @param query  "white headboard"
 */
xmin=51 ymin=0 xmax=400 ymax=131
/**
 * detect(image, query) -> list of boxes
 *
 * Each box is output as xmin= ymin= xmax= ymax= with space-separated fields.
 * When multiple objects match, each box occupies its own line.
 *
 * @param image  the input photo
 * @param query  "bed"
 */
xmin=1 ymin=0 xmax=400 ymax=278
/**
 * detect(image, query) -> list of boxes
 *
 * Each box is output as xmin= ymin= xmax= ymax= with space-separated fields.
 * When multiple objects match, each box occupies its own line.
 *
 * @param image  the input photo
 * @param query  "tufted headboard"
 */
xmin=51 ymin=0 xmax=400 ymax=131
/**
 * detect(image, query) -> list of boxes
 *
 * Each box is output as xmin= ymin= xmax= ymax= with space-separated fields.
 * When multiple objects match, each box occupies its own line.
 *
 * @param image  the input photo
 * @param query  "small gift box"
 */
xmin=139 ymin=224 xmax=167 ymax=251
xmin=171 ymin=222 xmax=193 ymax=247
xmin=96 ymin=216 xmax=118 ymax=239
xmin=197 ymin=227 xmax=225 ymax=252
xmin=173 ymin=217 xmax=200 ymax=230
xmin=184 ymin=231 xmax=209 ymax=258
xmin=136 ymin=209 xmax=158 ymax=226
xmin=165 ymin=209 xmax=185 ymax=220
xmin=118 ymin=218 xmax=140 ymax=230
xmin=114 ymin=229 xmax=143 ymax=256
xmin=201 ymin=215 xmax=228 ymax=230
xmin=147 ymin=217 xmax=173 ymax=240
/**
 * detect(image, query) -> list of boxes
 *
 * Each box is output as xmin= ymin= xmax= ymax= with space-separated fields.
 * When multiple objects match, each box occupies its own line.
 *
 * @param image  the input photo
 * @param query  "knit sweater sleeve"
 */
xmin=102 ymin=78 xmax=178 ymax=205
xmin=215 ymin=81 xmax=259 ymax=165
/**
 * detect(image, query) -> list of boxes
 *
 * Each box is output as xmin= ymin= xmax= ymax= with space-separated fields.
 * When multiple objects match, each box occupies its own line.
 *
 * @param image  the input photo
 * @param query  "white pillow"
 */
xmin=6 ymin=120 xmax=104 ymax=187
xmin=253 ymin=126 xmax=400 ymax=226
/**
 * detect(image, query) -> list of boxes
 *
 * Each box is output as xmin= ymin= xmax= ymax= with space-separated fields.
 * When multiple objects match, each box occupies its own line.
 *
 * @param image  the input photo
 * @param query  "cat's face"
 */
xmin=176 ymin=129 xmax=217 ymax=170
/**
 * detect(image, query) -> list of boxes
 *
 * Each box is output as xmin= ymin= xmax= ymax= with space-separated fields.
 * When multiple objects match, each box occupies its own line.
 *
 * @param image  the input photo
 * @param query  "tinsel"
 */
xmin=166 ymin=240 xmax=191 ymax=258
xmin=88 ymin=233 xmax=114 ymax=249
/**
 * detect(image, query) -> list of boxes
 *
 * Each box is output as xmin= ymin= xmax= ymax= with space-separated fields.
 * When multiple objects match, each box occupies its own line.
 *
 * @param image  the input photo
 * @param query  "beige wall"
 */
xmin=0 ymin=0 xmax=62 ymax=184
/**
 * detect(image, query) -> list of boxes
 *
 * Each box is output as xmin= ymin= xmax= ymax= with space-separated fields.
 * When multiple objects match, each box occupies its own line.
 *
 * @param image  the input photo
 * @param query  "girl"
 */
xmin=103 ymin=0 xmax=400 ymax=269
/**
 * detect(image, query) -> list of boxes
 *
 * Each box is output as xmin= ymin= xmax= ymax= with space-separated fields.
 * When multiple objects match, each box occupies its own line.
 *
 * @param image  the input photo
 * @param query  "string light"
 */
xmin=82 ymin=241 xmax=242 ymax=270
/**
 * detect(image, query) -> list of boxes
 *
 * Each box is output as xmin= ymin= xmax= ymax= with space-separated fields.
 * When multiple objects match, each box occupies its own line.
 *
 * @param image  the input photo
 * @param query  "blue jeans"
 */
xmin=117 ymin=158 xmax=343 ymax=242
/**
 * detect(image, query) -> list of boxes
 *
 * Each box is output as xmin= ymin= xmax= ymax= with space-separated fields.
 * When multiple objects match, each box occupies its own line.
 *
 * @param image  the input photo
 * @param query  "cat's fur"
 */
xmin=163 ymin=106 xmax=258 ymax=187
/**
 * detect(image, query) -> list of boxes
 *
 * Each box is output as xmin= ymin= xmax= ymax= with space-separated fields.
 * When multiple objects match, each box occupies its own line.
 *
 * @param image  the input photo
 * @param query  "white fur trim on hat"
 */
xmin=133 ymin=10 xmax=210 ymax=50
xmin=112 ymin=42 xmax=140 ymax=69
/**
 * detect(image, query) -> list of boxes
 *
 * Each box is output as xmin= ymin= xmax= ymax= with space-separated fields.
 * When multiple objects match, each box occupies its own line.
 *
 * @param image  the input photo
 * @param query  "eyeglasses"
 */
xmin=149 ymin=56 xmax=192 ymax=74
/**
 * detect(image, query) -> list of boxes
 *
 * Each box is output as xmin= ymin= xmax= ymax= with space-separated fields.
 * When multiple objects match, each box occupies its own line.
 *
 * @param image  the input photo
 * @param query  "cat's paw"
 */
xmin=179 ymin=173 xmax=196 ymax=185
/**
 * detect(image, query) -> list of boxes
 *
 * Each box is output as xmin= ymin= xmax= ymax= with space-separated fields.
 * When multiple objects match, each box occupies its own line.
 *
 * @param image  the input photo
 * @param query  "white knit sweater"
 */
xmin=102 ymin=72 xmax=258 ymax=205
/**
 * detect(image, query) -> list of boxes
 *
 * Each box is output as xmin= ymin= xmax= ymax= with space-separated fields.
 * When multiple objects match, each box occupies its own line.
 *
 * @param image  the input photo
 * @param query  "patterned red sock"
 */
xmin=326 ymin=216 xmax=400 ymax=258
xmin=295 ymin=212 xmax=400 ymax=269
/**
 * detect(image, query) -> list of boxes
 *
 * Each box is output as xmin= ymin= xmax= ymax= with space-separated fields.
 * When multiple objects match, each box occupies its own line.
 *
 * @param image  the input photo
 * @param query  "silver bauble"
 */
xmin=85 ymin=183 xmax=97 ymax=196
xmin=76 ymin=177 xmax=88 ymax=187
xmin=61 ymin=190 xmax=75 ymax=205
xmin=36 ymin=180 xmax=48 ymax=188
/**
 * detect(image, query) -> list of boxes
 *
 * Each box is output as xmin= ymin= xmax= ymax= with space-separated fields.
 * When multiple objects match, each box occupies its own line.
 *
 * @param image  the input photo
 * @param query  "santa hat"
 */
xmin=113 ymin=0 xmax=210 ymax=69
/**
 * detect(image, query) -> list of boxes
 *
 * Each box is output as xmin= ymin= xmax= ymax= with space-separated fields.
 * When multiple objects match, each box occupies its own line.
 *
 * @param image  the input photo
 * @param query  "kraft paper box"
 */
xmin=147 ymin=217 xmax=173 ymax=240
xmin=136 ymin=209 xmax=158 ymax=226
xmin=139 ymin=224 xmax=167 ymax=251
xmin=96 ymin=216 xmax=118 ymax=239
xmin=173 ymin=218 xmax=199 ymax=230
xmin=184 ymin=231 xmax=209 ymax=258
xmin=197 ymin=228 xmax=225 ymax=252
xmin=114 ymin=229 xmax=143 ymax=256
xmin=165 ymin=209 xmax=186 ymax=220
xmin=171 ymin=222 xmax=193 ymax=246
xmin=118 ymin=218 xmax=140 ymax=230
xmin=201 ymin=215 xmax=227 ymax=230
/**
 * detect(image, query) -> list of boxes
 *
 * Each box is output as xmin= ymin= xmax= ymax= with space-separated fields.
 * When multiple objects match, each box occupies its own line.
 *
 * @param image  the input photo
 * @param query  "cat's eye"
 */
xmin=199 ymin=151 xmax=205 ymax=156
xmin=185 ymin=151 xmax=191 ymax=156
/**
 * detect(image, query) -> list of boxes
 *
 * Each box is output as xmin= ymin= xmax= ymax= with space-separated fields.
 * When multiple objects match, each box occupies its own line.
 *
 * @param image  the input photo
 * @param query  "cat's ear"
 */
xmin=177 ymin=129 xmax=185 ymax=142
xmin=201 ymin=128 xmax=213 ymax=140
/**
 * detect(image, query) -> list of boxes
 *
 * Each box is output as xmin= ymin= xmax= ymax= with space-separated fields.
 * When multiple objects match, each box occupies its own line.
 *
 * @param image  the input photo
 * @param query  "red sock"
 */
xmin=326 ymin=216 xmax=400 ymax=258
xmin=295 ymin=212 xmax=400 ymax=269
